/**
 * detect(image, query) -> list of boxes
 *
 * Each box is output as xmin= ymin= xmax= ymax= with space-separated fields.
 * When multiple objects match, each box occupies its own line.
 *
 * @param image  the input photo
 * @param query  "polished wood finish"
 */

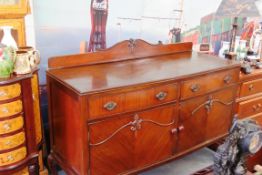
xmin=0 ymin=72 xmax=45 ymax=175
xmin=47 ymin=39 xmax=240 ymax=175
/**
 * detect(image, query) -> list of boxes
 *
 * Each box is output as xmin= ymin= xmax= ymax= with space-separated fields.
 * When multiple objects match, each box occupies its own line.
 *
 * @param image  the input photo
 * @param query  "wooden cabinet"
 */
xmin=0 ymin=0 xmax=30 ymax=47
xmin=237 ymin=70 xmax=262 ymax=170
xmin=47 ymin=39 xmax=240 ymax=175
xmin=0 ymin=71 xmax=46 ymax=175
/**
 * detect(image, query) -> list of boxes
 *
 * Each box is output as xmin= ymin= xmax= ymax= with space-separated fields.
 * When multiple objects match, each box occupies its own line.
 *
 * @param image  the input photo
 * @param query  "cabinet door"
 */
xmin=178 ymin=96 xmax=207 ymax=153
xmin=134 ymin=105 xmax=177 ymax=168
xmin=205 ymin=86 xmax=237 ymax=140
xmin=89 ymin=116 xmax=135 ymax=175
xmin=89 ymin=105 xmax=177 ymax=175
xmin=178 ymin=86 xmax=237 ymax=153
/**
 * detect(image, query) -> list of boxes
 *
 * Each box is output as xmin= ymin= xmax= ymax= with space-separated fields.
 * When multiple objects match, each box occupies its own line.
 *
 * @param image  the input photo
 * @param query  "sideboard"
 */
xmin=47 ymin=39 xmax=241 ymax=175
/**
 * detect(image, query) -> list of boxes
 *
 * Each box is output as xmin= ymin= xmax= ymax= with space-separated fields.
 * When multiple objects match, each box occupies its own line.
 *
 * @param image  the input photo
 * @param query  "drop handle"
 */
xmin=103 ymin=101 xmax=117 ymax=111
xmin=191 ymin=84 xmax=200 ymax=92
xmin=155 ymin=92 xmax=167 ymax=101
xmin=224 ymin=75 xmax=232 ymax=84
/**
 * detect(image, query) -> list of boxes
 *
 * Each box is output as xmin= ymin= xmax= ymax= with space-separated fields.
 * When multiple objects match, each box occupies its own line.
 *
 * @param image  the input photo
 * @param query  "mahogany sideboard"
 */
xmin=0 ymin=70 xmax=47 ymax=175
xmin=46 ymin=39 xmax=241 ymax=175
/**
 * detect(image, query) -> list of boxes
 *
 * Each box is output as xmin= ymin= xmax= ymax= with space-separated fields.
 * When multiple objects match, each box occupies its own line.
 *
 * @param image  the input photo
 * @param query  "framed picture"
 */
xmin=0 ymin=0 xmax=29 ymax=17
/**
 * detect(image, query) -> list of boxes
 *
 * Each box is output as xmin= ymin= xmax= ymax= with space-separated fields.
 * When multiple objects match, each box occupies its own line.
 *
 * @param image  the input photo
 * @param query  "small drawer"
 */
xmin=238 ymin=96 xmax=262 ymax=119
xmin=181 ymin=69 xmax=239 ymax=100
xmin=0 ymin=100 xmax=23 ymax=118
xmin=89 ymin=83 xmax=178 ymax=119
xmin=240 ymin=79 xmax=262 ymax=97
xmin=0 ymin=116 xmax=24 ymax=135
xmin=0 ymin=147 xmax=27 ymax=166
xmin=0 ymin=132 xmax=25 ymax=151
xmin=0 ymin=84 xmax=21 ymax=101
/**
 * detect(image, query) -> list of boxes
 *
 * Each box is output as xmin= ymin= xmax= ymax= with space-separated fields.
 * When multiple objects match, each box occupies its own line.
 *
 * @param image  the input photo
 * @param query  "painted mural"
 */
xmin=33 ymin=0 xmax=262 ymax=84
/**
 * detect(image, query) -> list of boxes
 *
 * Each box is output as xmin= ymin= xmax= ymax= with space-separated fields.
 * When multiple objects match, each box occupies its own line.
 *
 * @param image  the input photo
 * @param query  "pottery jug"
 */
xmin=18 ymin=46 xmax=40 ymax=69
xmin=0 ymin=26 xmax=17 ymax=49
xmin=13 ymin=51 xmax=32 ymax=74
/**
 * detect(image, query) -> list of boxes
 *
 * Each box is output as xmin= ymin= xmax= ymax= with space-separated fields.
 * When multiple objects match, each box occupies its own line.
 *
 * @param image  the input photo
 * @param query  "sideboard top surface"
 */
xmin=47 ymin=50 xmax=239 ymax=94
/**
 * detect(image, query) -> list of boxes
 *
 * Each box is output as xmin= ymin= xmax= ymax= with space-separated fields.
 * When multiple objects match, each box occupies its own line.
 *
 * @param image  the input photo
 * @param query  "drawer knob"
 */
xmin=155 ymin=92 xmax=167 ymax=101
xmin=253 ymin=104 xmax=262 ymax=112
xmin=104 ymin=101 xmax=117 ymax=111
xmin=7 ymin=155 xmax=14 ymax=161
xmin=5 ymin=140 xmax=11 ymax=145
xmin=171 ymin=128 xmax=178 ymax=134
xmin=178 ymin=125 xmax=185 ymax=131
xmin=249 ymin=84 xmax=254 ymax=91
xmin=224 ymin=75 xmax=232 ymax=84
xmin=1 ymin=107 xmax=9 ymax=114
xmin=191 ymin=84 xmax=200 ymax=92
xmin=0 ymin=91 xmax=7 ymax=97
xmin=3 ymin=123 xmax=11 ymax=131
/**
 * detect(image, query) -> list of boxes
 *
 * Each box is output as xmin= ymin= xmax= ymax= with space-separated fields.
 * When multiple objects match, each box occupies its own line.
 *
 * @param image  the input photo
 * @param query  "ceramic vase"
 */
xmin=0 ymin=26 xmax=17 ymax=49
xmin=18 ymin=46 xmax=40 ymax=69
xmin=219 ymin=41 xmax=230 ymax=58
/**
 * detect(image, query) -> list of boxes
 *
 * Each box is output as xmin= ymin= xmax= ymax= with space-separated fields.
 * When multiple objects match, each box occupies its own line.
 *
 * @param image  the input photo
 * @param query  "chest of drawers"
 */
xmin=47 ymin=39 xmax=240 ymax=175
xmin=0 ymin=70 xmax=46 ymax=175
xmin=237 ymin=69 xmax=262 ymax=170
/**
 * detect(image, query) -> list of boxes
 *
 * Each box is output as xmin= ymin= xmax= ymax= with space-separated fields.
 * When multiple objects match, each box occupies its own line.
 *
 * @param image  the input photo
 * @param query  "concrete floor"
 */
xmin=59 ymin=148 xmax=214 ymax=175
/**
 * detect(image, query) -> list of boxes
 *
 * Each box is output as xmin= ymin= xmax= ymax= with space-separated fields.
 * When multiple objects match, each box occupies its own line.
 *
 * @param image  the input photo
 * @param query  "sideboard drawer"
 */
xmin=0 ymin=84 xmax=21 ymax=101
xmin=0 ymin=147 xmax=27 ymax=166
xmin=240 ymin=79 xmax=262 ymax=97
xmin=181 ymin=69 xmax=239 ymax=100
xmin=0 ymin=132 xmax=25 ymax=151
xmin=238 ymin=96 xmax=262 ymax=119
xmin=89 ymin=83 xmax=178 ymax=119
xmin=0 ymin=116 xmax=24 ymax=135
xmin=0 ymin=100 xmax=23 ymax=118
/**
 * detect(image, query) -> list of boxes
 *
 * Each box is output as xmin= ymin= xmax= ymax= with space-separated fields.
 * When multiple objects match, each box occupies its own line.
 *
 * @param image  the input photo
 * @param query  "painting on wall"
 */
xmin=33 ymin=0 xmax=262 ymax=84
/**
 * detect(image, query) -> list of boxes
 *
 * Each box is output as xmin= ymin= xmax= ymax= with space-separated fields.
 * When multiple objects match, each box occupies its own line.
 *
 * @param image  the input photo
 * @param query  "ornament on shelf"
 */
xmin=0 ymin=26 xmax=17 ymax=49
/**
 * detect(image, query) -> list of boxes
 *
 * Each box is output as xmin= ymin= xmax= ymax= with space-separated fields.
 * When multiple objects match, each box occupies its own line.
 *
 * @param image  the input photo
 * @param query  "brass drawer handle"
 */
xmin=0 ymin=91 xmax=7 ymax=97
xmin=224 ymin=75 xmax=232 ymax=84
xmin=103 ymin=101 xmax=117 ymax=111
xmin=191 ymin=84 xmax=200 ymax=92
xmin=249 ymin=84 xmax=254 ymax=91
xmin=3 ymin=123 xmax=11 ymax=131
xmin=155 ymin=92 xmax=167 ymax=101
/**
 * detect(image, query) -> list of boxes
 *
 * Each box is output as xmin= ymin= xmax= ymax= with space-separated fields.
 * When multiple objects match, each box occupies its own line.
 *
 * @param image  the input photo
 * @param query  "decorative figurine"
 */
xmin=214 ymin=118 xmax=262 ymax=175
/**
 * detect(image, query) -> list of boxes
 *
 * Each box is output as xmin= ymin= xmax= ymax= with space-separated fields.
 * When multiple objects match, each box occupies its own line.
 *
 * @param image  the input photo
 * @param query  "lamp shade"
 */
xmin=216 ymin=0 xmax=261 ymax=18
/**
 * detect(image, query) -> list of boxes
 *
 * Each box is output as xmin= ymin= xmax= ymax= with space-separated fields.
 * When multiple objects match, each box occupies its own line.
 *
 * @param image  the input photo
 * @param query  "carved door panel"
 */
xmin=134 ymin=105 xmax=177 ymax=168
xmin=205 ymin=86 xmax=237 ymax=140
xmin=89 ymin=105 xmax=177 ymax=175
xmin=178 ymin=96 xmax=207 ymax=153
xmin=89 ymin=116 xmax=135 ymax=175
